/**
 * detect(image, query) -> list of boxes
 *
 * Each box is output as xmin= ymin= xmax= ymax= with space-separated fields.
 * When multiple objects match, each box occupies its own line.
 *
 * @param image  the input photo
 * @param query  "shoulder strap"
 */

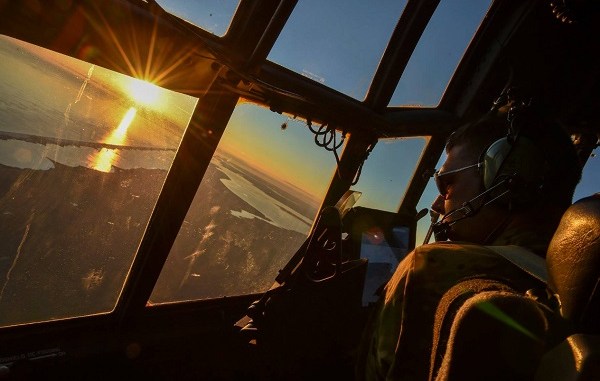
xmin=486 ymin=245 xmax=548 ymax=284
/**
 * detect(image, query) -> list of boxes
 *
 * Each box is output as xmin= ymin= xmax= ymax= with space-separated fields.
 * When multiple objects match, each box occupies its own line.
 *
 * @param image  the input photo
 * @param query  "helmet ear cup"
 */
xmin=482 ymin=138 xmax=513 ymax=190
xmin=481 ymin=136 xmax=547 ymax=206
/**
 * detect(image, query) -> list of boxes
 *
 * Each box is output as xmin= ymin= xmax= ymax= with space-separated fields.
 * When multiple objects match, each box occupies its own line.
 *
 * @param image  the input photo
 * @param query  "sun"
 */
xmin=126 ymin=78 xmax=163 ymax=107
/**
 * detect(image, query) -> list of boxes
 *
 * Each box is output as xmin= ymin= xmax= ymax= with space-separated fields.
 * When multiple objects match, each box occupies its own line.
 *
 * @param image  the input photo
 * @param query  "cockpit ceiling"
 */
xmin=155 ymin=0 xmax=599 ymax=137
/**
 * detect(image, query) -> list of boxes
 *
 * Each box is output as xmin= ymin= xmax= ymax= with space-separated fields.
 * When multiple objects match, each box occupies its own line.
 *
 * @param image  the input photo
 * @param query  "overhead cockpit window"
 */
xmin=0 ymin=35 xmax=197 ymax=327
xmin=156 ymin=0 xmax=239 ymax=37
xmin=390 ymin=0 xmax=492 ymax=107
xmin=268 ymin=0 xmax=408 ymax=99
xmin=150 ymin=102 xmax=340 ymax=304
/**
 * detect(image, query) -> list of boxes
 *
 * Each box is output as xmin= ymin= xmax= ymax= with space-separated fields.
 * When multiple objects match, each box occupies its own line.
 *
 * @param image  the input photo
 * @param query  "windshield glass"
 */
xmin=391 ymin=0 xmax=492 ymax=106
xmin=150 ymin=103 xmax=341 ymax=303
xmin=268 ymin=0 xmax=407 ymax=99
xmin=156 ymin=0 xmax=239 ymax=37
xmin=350 ymin=137 xmax=427 ymax=212
xmin=574 ymin=149 xmax=599 ymax=201
xmin=0 ymin=35 xmax=196 ymax=327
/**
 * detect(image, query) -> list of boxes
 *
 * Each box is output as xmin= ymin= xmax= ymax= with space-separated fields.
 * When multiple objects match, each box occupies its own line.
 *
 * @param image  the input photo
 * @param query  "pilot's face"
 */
xmin=431 ymin=144 xmax=501 ymax=243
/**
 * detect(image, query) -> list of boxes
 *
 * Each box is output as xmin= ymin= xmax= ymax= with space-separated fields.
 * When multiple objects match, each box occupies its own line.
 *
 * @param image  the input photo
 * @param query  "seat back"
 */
xmin=535 ymin=194 xmax=600 ymax=381
xmin=546 ymin=194 xmax=600 ymax=334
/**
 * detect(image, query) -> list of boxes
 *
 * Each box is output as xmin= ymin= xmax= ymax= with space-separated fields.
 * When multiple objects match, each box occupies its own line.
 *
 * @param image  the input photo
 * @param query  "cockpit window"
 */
xmin=350 ymin=137 xmax=427 ymax=212
xmin=149 ymin=102 xmax=339 ymax=304
xmin=268 ymin=0 xmax=408 ymax=100
xmin=0 ymin=35 xmax=196 ymax=327
xmin=574 ymin=149 xmax=599 ymax=201
xmin=156 ymin=0 xmax=239 ymax=37
xmin=390 ymin=0 xmax=492 ymax=106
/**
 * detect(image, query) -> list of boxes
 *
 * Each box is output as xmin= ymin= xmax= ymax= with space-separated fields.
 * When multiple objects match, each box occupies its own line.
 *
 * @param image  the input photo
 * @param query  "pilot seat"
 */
xmin=428 ymin=194 xmax=600 ymax=381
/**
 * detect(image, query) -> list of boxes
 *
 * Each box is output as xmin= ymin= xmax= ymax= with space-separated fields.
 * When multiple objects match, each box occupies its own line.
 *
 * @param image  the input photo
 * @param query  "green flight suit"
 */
xmin=360 ymin=228 xmax=550 ymax=381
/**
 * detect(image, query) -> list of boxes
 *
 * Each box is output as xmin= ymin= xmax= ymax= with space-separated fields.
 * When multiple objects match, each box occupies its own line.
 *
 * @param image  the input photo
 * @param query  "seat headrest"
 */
xmin=547 ymin=194 xmax=600 ymax=334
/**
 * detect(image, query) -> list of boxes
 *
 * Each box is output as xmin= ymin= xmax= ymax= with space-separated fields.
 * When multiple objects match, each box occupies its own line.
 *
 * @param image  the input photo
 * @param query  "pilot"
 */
xmin=359 ymin=105 xmax=582 ymax=381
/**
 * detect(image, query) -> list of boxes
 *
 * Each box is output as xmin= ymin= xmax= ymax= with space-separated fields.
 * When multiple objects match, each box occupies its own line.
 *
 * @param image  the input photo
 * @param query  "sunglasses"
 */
xmin=433 ymin=162 xmax=482 ymax=197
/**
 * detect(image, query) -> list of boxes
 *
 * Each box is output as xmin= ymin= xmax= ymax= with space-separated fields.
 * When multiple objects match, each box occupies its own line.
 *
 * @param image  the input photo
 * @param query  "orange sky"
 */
xmin=216 ymin=110 xmax=339 ymax=201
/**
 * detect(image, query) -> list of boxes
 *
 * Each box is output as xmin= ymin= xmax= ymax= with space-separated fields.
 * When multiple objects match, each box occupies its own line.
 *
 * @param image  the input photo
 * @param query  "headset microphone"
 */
xmin=431 ymin=202 xmax=477 ymax=242
xmin=423 ymin=210 xmax=440 ymax=245
xmin=430 ymin=177 xmax=513 ymax=242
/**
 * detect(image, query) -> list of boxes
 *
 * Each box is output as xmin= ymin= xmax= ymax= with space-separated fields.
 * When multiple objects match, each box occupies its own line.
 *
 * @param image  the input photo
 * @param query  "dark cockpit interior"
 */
xmin=0 ymin=0 xmax=599 ymax=379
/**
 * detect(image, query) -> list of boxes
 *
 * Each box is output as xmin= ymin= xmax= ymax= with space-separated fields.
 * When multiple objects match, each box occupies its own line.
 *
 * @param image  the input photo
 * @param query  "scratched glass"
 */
xmin=0 ymin=35 xmax=196 ymax=327
xmin=150 ymin=102 xmax=340 ymax=304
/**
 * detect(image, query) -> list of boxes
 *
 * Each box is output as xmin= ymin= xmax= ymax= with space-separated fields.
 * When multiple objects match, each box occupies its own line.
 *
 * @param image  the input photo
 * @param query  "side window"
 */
xmin=0 ymin=36 xmax=196 ymax=327
xmin=350 ymin=137 xmax=427 ymax=212
xmin=150 ymin=103 xmax=340 ymax=303
xmin=415 ymin=179 xmax=442 ymax=246
xmin=415 ymin=153 xmax=445 ymax=246
xmin=574 ymin=149 xmax=599 ymax=201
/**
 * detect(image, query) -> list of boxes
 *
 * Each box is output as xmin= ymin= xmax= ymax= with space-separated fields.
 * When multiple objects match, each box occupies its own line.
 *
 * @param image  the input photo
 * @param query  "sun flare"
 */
xmin=127 ymin=78 xmax=162 ymax=107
